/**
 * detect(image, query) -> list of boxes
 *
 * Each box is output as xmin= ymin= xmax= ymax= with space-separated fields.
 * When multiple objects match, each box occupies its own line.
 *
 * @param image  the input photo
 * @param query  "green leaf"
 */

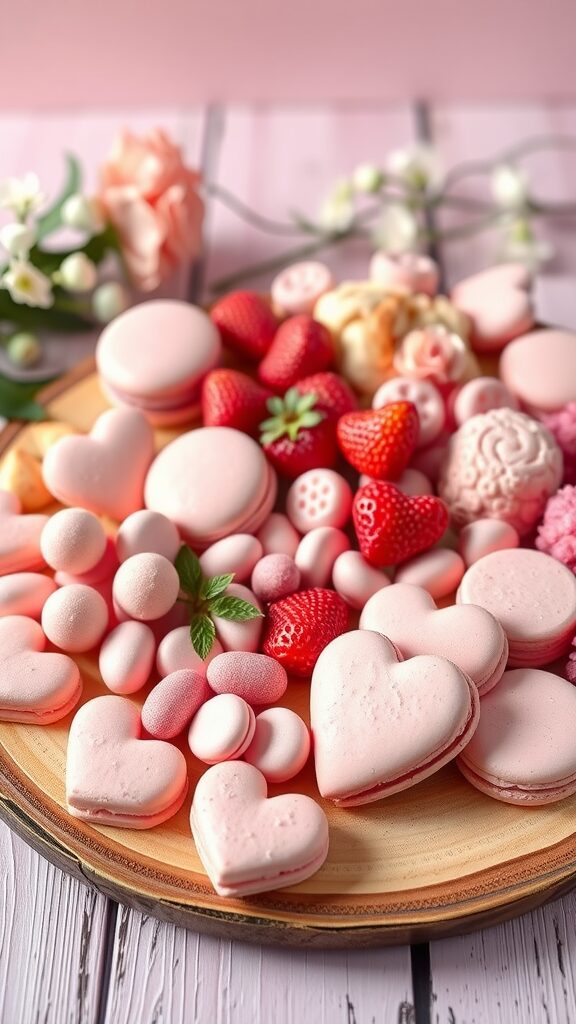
xmin=0 ymin=375 xmax=50 ymax=421
xmin=266 ymin=396 xmax=284 ymax=416
xmin=0 ymin=290 xmax=94 ymax=333
xmin=189 ymin=614 xmax=216 ymax=660
xmin=36 ymin=154 xmax=82 ymax=241
xmin=175 ymin=545 xmax=202 ymax=597
xmin=200 ymin=573 xmax=235 ymax=601
xmin=31 ymin=223 xmax=120 ymax=276
xmin=208 ymin=595 xmax=263 ymax=622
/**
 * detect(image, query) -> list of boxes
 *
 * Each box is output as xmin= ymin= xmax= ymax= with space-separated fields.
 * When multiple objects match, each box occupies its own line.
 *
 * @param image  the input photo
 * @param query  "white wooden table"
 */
xmin=1 ymin=101 xmax=576 ymax=1024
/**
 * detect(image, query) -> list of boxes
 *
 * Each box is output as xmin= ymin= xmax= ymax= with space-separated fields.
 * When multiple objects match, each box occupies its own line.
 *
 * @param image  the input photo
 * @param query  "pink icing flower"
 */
xmin=540 ymin=403 xmax=576 ymax=485
xmin=393 ymin=325 xmax=470 ymax=385
xmin=98 ymin=129 xmax=204 ymax=292
xmin=536 ymin=485 xmax=576 ymax=572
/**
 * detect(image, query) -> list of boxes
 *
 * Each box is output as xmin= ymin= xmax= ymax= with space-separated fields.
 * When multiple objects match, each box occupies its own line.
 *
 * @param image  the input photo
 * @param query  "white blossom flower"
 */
xmin=491 ymin=164 xmax=530 ymax=209
xmin=499 ymin=218 xmax=553 ymax=270
xmin=61 ymin=193 xmax=106 ymax=234
xmin=387 ymin=144 xmax=442 ymax=191
xmin=92 ymin=281 xmax=129 ymax=323
xmin=0 ymin=222 xmax=36 ymax=258
xmin=318 ymin=196 xmax=354 ymax=233
xmin=55 ymin=252 xmax=98 ymax=293
xmin=353 ymin=163 xmax=384 ymax=194
xmin=372 ymin=203 xmax=419 ymax=253
xmin=1 ymin=260 xmax=53 ymax=308
xmin=0 ymin=173 xmax=45 ymax=220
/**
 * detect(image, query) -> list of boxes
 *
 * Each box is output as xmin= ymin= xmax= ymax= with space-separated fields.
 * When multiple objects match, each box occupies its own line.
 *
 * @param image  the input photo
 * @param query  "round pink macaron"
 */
xmin=243 ymin=707 xmax=311 ymax=783
xmin=199 ymin=534 xmax=263 ymax=584
xmin=286 ymin=469 xmax=353 ymax=533
xmin=142 ymin=669 xmax=211 ymax=739
xmin=256 ymin=513 xmax=300 ymax=558
xmin=453 ymin=376 xmax=519 ymax=426
xmin=156 ymin=626 xmax=223 ymax=677
xmin=458 ymin=518 xmax=520 ymax=568
xmin=96 ymin=299 xmax=221 ymax=425
xmin=188 ymin=693 xmax=256 ymax=764
xmin=271 ymin=260 xmax=334 ymax=316
xmin=251 ymin=554 xmax=301 ymax=603
xmin=332 ymin=550 xmax=391 ymax=610
xmin=42 ymin=583 xmax=109 ymax=652
xmin=0 ymin=573 xmax=57 ymax=619
xmin=144 ymin=427 xmax=276 ymax=548
xmin=369 ymin=251 xmax=439 ymax=296
xmin=372 ymin=377 xmax=445 ymax=447
xmin=113 ymin=553 xmax=180 ymax=622
xmin=116 ymin=510 xmax=181 ymax=564
xmin=295 ymin=527 xmax=350 ymax=588
xmin=40 ymin=508 xmax=107 ymax=575
xmin=207 ymin=650 xmax=288 ymax=705
xmin=395 ymin=548 xmax=465 ymax=600
xmin=99 ymin=620 xmax=156 ymax=694
xmin=500 ymin=329 xmax=576 ymax=413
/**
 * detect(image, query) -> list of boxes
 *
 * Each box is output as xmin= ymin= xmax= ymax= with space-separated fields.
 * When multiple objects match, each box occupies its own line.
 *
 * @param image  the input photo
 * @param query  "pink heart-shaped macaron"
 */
xmin=43 ymin=408 xmax=154 ymax=521
xmin=359 ymin=582 xmax=508 ymax=694
xmin=190 ymin=760 xmax=329 ymax=897
xmin=310 ymin=629 xmax=479 ymax=805
xmin=451 ymin=263 xmax=534 ymax=352
xmin=0 ymin=490 xmax=48 ymax=576
xmin=66 ymin=695 xmax=188 ymax=828
xmin=0 ymin=615 xmax=81 ymax=724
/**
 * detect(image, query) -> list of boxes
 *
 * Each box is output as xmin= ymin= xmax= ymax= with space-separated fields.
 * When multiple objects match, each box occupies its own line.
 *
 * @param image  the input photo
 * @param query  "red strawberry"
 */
xmin=258 ymin=315 xmax=334 ymax=391
xmin=295 ymin=371 xmax=358 ymax=422
xmin=353 ymin=481 xmax=449 ymax=567
xmin=337 ymin=402 xmax=419 ymax=480
xmin=260 ymin=387 xmax=337 ymax=479
xmin=210 ymin=291 xmax=278 ymax=361
xmin=201 ymin=369 xmax=273 ymax=437
xmin=263 ymin=587 xmax=349 ymax=677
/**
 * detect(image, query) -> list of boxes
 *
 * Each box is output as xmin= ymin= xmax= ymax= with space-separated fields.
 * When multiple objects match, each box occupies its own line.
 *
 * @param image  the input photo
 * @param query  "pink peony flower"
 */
xmin=98 ymin=128 xmax=204 ymax=292
xmin=540 ymin=403 xmax=576 ymax=485
xmin=536 ymin=484 xmax=576 ymax=572
xmin=393 ymin=325 xmax=471 ymax=385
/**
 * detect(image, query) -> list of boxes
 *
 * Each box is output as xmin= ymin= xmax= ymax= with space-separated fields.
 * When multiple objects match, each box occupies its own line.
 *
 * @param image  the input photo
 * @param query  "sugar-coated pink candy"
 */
xmin=199 ymin=534 xmax=263 ymax=584
xmin=395 ymin=548 xmax=465 ymax=600
xmin=256 ymin=513 xmax=300 ymax=558
xmin=243 ymin=707 xmax=311 ymax=783
xmin=99 ymin=621 xmax=156 ymax=694
xmin=188 ymin=693 xmax=256 ymax=764
xmin=55 ymin=537 xmax=119 ymax=587
xmin=286 ymin=468 xmax=353 ymax=533
xmin=42 ymin=583 xmax=109 ymax=652
xmin=458 ymin=518 xmax=520 ymax=567
xmin=372 ymin=377 xmax=445 ymax=447
xmin=156 ymin=625 xmax=223 ymax=676
xmin=332 ymin=550 xmax=391 ymax=610
xmin=142 ymin=669 xmax=211 ymax=739
xmin=113 ymin=552 xmax=180 ymax=621
xmin=295 ymin=527 xmax=350 ymax=588
xmin=453 ymin=376 xmax=519 ymax=426
xmin=212 ymin=583 xmax=263 ymax=653
xmin=116 ymin=510 xmax=180 ymax=563
xmin=40 ymin=508 xmax=107 ymax=575
xmin=207 ymin=651 xmax=288 ymax=705
xmin=251 ymin=554 xmax=300 ymax=603
xmin=369 ymin=250 xmax=439 ymax=296
xmin=0 ymin=573 xmax=57 ymax=619
xmin=358 ymin=468 xmax=433 ymax=497
xmin=271 ymin=260 xmax=333 ymax=315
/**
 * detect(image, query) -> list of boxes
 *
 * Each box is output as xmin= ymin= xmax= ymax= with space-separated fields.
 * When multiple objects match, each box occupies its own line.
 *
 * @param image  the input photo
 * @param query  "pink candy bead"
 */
xmin=142 ymin=669 xmax=211 ymax=739
xmin=256 ymin=513 xmax=300 ymax=558
xmin=200 ymin=534 xmax=263 ymax=584
xmin=295 ymin=527 xmax=350 ymax=588
xmin=207 ymin=651 xmax=288 ymax=705
xmin=188 ymin=693 xmax=256 ymax=764
xmin=271 ymin=260 xmax=333 ymax=315
xmin=42 ymin=583 xmax=109 ymax=652
xmin=156 ymin=625 xmax=223 ymax=676
xmin=99 ymin=621 xmax=156 ymax=694
xmin=458 ymin=518 xmax=520 ymax=567
xmin=251 ymin=553 xmax=300 ymax=603
xmin=243 ymin=707 xmax=311 ymax=783
xmin=372 ymin=377 xmax=445 ymax=447
xmin=286 ymin=468 xmax=353 ymax=533
xmin=40 ymin=508 xmax=107 ymax=575
xmin=116 ymin=509 xmax=181 ymax=563
xmin=332 ymin=550 xmax=391 ymax=610
xmin=113 ymin=552 xmax=180 ymax=621
xmin=395 ymin=548 xmax=465 ymax=600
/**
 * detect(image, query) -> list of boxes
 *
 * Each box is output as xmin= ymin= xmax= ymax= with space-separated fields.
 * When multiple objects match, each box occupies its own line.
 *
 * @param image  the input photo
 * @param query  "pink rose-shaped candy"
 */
xmin=540 ymin=403 xmax=576 ymax=485
xmin=393 ymin=325 xmax=472 ymax=386
xmin=99 ymin=129 xmax=204 ymax=292
xmin=536 ymin=486 xmax=576 ymax=572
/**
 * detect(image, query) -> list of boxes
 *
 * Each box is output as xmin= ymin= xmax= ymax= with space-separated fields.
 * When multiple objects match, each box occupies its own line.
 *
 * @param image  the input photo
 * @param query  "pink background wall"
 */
xmin=1 ymin=0 xmax=575 ymax=108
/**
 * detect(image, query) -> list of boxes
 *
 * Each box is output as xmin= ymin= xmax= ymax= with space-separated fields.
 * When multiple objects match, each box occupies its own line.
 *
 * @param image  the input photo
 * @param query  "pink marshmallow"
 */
xmin=458 ymin=518 xmax=520 ymax=568
xmin=395 ymin=548 xmax=465 ymax=600
xmin=207 ymin=651 xmax=288 ymax=705
xmin=256 ymin=513 xmax=300 ymax=558
xmin=40 ymin=508 xmax=107 ymax=575
xmin=156 ymin=625 xmax=223 ymax=676
xmin=251 ymin=554 xmax=300 ymax=603
xmin=142 ymin=669 xmax=211 ymax=739
xmin=295 ymin=527 xmax=350 ymax=588
xmin=243 ymin=707 xmax=311 ymax=783
xmin=199 ymin=534 xmax=263 ymax=584
xmin=42 ymin=583 xmax=109 ymax=652
xmin=271 ymin=260 xmax=333 ymax=316
xmin=113 ymin=552 xmax=180 ymax=621
xmin=116 ymin=509 xmax=181 ymax=563
xmin=0 ymin=573 xmax=57 ymax=619
xmin=188 ymin=693 xmax=256 ymax=764
xmin=332 ymin=550 xmax=391 ymax=610
xmin=99 ymin=621 xmax=156 ymax=694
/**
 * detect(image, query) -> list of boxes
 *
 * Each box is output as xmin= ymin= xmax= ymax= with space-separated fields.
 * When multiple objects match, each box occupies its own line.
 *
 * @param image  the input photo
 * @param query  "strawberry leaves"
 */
xmin=175 ymin=544 xmax=262 ymax=659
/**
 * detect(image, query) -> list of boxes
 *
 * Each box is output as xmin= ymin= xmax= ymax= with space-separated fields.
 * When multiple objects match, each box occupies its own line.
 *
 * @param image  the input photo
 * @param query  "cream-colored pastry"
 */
xmin=0 ymin=449 xmax=53 ymax=511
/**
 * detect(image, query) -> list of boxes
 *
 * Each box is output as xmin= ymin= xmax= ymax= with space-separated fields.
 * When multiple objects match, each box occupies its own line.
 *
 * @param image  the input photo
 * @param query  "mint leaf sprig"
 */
xmin=175 ymin=545 xmax=263 ymax=660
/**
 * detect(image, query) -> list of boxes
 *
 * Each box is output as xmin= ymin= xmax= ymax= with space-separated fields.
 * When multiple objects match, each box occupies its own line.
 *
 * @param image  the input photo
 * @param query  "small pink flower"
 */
xmin=98 ymin=128 xmax=204 ymax=292
xmin=393 ymin=325 xmax=470 ymax=385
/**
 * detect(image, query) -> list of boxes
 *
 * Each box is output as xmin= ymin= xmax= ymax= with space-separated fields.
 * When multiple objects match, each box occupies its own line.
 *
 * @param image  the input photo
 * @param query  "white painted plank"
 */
xmin=0 ymin=819 xmax=109 ymax=1024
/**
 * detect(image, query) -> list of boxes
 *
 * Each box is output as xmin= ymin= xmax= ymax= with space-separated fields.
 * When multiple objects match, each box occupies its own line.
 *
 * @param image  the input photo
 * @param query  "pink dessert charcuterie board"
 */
xmin=2 ymin=359 xmax=576 ymax=948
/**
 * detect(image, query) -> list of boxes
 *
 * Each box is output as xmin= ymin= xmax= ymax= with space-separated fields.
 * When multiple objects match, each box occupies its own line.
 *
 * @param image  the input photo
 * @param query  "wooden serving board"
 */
xmin=1 ymin=359 xmax=576 ymax=948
